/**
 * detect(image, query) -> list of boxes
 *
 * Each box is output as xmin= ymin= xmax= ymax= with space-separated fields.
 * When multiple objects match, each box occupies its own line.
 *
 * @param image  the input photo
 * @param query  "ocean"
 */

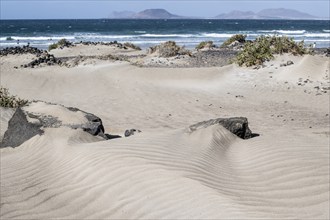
xmin=1 ymin=19 xmax=329 ymax=50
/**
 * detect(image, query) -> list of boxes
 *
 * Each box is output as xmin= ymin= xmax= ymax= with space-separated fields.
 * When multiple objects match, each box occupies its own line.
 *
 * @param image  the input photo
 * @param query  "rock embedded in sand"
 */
xmin=1 ymin=108 xmax=44 ymax=148
xmin=0 ymin=101 xmax=116 ymax=148
xmin=188 ymin=117 xmax=254 ymax=139
xmin=287 ymin=60 xmax=294 ymax=66
xmin=124 ymin=129 xmax=141 ymax=137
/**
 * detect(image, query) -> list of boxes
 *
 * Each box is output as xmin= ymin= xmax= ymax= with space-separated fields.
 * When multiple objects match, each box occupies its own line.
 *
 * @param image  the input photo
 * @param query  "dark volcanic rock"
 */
xmin=1 ymin=108 xmax=44 ymax=148
xmin=105 ymin=134 xmax=122 ymax=139
xmin=188 ymin=49 xmax=238 ymax=67
xmin=76 ymin=41 xmax=128 ymax=49
xmin=189 ymin=117 xmax=255 ymax=139
xmin=0 ymin=46 xmax=44 ymax=56
xmin=124 ymin=129 xmax=141 ymax=137
xmin=287 ymin=60 xmax=294 ymax=66
xmin=22 ymin=53 xmax=62 ymax=68
xmin=326 ymin=48 xmax=330 ymax=57
xmin=0 ymin=101 xmax=116 ymax=148
xmin=83 ymin=113 xmax=105 ymax=135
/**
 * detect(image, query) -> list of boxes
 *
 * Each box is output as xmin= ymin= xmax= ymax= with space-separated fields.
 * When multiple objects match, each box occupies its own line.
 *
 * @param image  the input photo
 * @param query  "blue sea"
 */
xmin=1 ymin=19 xmax=329 ymax=49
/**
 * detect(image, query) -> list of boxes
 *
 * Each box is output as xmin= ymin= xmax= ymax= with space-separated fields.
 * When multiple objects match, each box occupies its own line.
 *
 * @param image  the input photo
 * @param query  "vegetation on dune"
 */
xmin=0 ymin=87 xmax=28 ymax=108
xmin=149 ymin=41 xmax=191 ymax=57
xmin=123 ymin=42 xmax=142 ymax=51
xmin=222 ymin=34 xmax=247 ymax=47
xmin=267 ymin=35 xmax=306 ymax=55
xmin=195 ymin=41 xmax=215 ymax=50
xmin=48 ymin=38 xmax=73 ymax=51
xmin=235 ymin=35 xmax=308 ymax=67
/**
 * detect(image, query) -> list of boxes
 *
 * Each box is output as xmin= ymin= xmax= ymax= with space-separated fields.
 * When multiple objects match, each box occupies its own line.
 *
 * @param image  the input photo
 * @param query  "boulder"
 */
xmin=189 ymin=117 xmax=255 ymax=139
xmin=1 ymin=108 xmax=44 ymax=148
xmin=124 ymin=129 xmax=141 ymax=137
xmin=0 ymin=101 xmax=118 ymax=148
xmin=286 ymin=60 xmax=294 ymax=66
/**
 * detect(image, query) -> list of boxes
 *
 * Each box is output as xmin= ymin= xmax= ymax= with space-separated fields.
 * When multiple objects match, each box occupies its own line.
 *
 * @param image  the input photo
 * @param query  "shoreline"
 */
xmin=2 ymin=41 xmax=329 ymax=52
xmin=1 ymin=41 xmax=329 ymax=69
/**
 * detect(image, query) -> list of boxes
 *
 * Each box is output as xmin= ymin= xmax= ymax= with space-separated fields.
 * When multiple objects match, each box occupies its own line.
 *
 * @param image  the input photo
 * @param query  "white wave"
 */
xmin=304 ymin=39 xmax=330 ymax=42
xmin=0 ymin=36 xmax=75 ymax=41
xmin=75 ymin=35 xmax=136 ymax=39
xmin=0 ymin=35 xmax=138 ymax=41
xmin=0 ymin=42 xmax=20 ymax=47
xmin=258 ymin=30 xmax=306 ymax=34
xmin=134 ymin=31 xmax=147 ymax=34
xmin=323 ymin=30 xmax=330 ymax=32
xmin=303 ymin=33 xmax=330 ymax=38
xmin=248 ymin=32 xmax=330 ymax=39
xmin=201 ymin=33 xmax=234 ymax=38
xmin=141 ymin=34 xmax=195 ymax=38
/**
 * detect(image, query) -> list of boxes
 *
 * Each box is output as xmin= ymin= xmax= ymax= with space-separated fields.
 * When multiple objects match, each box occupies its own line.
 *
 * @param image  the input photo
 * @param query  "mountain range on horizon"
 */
xmin=108 ymin=8 xmax=324 ymax=20
xmin=215 ymin=8 xmax=318 ymax=19
xmin=109 ymin=9 xmax=182 ymax=19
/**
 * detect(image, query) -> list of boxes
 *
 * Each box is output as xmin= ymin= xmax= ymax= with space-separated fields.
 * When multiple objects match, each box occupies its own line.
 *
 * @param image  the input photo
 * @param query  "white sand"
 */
xmin=1 ymin=51 xmax=329 ymax=219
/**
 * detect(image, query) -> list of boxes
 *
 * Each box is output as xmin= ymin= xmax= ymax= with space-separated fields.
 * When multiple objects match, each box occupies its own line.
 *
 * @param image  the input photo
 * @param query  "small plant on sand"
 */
xmin=123 ymin=42 xmax=142 ymax=51
xmin=48 ymin=43 xmax=58 ymax=51
xmin=149 ymin=41 xmax=191 ymax=57
xmin=235 ymin=36 xmax=273 ymax=66
xmin=235 ymin=35 xmax=308 ymax=67
xmin=222 ymin=34 xmax=247 ymax=47
xmin=0 ymin=86 xmax=28 ymax=108
xmin=48 ymin=38 xmax=73 ymax=51
xmin=268 ymin=36 xmax=306 ymax=55
xmin=196 ymin=41 xmax=215 ymax=50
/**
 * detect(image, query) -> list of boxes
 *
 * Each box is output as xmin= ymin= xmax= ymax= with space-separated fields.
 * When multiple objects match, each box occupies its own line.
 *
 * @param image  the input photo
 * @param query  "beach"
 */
xmin=0 ymin=41 xmax=329 ymax=219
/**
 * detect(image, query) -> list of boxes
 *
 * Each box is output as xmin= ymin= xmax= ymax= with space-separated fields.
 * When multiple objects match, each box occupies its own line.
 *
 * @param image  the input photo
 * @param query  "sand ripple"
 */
xmin=1 ymin=124 xmax=328 ymax=219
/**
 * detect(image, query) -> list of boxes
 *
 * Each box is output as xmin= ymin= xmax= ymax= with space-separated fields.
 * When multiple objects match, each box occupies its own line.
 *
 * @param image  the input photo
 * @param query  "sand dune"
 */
xmin=1 ymin=52 xmax=329 ymax=219
xmin=1 ymin=125 xmax=328 ymax=219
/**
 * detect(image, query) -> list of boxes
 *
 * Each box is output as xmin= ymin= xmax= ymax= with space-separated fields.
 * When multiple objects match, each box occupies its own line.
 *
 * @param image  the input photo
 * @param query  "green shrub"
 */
xmin=48 ymin=38 xmax=73 ymax=51
xmin=236 ymin=36 xmax=273 ymax=66
xmin=149 ymin=41 xmax=191 ymax=57
xmin=57 ymin=38 xmax=69 ymax=46
xmin=235 ymin=35 xmax=307 ymax=67
xmin=268 ymin=36 xmax=306 ymax=55
xmin=123 ymin=42 xmax=141 ymax=50
xmin=48 ymin=43 xmax=58 ymax=51
xmin=196 ymin=41 xmax=215 ymax=50
xmin=0 ymin=87 xmax=28 ymax=108
xmin=222 ymin=34 xmax=247 ymax=47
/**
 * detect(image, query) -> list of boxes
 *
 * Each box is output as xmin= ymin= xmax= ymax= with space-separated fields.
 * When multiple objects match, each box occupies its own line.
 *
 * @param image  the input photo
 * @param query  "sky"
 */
xmin=1 ymin=0 xmax=329 ymax=19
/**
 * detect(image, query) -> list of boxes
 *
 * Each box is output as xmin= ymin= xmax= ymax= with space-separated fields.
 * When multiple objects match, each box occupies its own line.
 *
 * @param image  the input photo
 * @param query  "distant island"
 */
xmin=215 ymin=8 xmax=318 ymax=20
xmin=109 ymin=9 xmax=182 ymax=19
xmin=109 ymin=8 xmax=322 ymax=20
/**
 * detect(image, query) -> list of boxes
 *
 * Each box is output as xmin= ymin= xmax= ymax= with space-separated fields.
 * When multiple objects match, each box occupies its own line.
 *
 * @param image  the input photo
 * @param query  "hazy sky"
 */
xmin=1 ymin=0 xmax=329 ymax=19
